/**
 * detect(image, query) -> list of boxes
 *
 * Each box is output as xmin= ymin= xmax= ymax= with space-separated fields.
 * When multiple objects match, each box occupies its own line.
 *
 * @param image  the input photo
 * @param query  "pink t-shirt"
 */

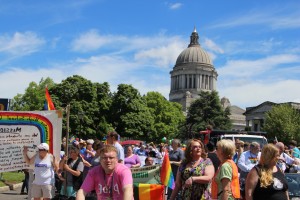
xmin=81 ymin=163 xmax=133 ymax=200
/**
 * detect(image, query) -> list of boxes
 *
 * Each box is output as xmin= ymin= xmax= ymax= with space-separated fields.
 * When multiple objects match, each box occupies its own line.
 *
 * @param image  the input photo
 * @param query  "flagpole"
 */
xmin=63 ymin=104 xmax=70 ymax=196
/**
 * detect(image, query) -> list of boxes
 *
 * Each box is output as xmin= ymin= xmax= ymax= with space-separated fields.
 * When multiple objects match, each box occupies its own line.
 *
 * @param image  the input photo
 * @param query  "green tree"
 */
xmin=144 ymin=92 xmax=185 ymax=141
xmin=110 ymin=84 xmax=154 ymax=139
xmin=93 ymin=82 xmax=114 ymax=137
xmin=51 ymin=75 xmax=113 ymax=139
xmin=183 ymin=91 xmax=232 ymax=138
xmin=10 ymin=77 xmax=55 ymax=111
xmin=264 ymin=104 xmax=300 ymax=144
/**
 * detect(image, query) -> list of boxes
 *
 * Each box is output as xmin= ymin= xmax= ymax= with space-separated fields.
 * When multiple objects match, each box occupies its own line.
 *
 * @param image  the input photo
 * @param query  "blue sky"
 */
xmin=0 ymin=0 xmax=299 ymax=109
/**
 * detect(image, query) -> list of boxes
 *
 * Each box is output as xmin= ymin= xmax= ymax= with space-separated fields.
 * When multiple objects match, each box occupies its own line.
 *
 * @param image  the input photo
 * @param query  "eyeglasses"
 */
xmin=101 ymin=156 xmax=116 ymax=160
xmin=39 ymin=149 xmax=46 ymax=152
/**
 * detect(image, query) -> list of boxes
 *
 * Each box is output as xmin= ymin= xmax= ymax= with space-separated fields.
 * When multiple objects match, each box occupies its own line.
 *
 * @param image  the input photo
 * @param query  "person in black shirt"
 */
xmin=245 ymin=144 xmax=289 ymax=200
xmin=206 ymin=141 xmax=220 ymax=172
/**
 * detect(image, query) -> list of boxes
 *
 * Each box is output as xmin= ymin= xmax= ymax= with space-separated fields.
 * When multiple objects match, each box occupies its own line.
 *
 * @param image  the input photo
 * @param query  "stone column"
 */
xmin=196 ymin=74 xmax=199 ymax=90
xmin=199 ymin=74 xmax=202 ymax=89
xmin=192 ymin=74 xmax=194 ymax=88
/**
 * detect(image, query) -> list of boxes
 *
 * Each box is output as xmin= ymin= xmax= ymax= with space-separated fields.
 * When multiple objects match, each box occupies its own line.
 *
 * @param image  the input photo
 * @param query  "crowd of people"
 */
xmin=21 ymin=131 xmax=300 ymax=200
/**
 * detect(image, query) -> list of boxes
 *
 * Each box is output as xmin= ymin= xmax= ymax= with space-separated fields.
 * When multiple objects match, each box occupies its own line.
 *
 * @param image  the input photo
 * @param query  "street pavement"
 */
xmin=0 ymin=185 xmax=28 ymax=200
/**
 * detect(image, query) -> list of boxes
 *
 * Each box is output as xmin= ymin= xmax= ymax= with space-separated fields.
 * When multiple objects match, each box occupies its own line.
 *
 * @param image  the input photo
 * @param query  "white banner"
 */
xmin=131 ymin=164 xmax=161 ymax=184
xmin=0 ymin=111 xmax=62 ymax=172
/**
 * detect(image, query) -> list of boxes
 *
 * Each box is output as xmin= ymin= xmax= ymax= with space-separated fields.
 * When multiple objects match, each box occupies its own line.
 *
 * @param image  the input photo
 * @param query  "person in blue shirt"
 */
xmin=290 ymin=140 xmax=300 ymax=158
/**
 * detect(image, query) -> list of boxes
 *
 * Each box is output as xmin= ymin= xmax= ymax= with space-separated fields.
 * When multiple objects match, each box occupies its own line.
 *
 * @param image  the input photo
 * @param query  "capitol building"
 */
xmin=169 ymin=28 xmax=246 ymax=131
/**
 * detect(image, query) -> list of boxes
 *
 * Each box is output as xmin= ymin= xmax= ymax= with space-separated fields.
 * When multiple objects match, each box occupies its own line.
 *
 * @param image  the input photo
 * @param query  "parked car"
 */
xmin=285 ymin=173 xmax=300 ymax=200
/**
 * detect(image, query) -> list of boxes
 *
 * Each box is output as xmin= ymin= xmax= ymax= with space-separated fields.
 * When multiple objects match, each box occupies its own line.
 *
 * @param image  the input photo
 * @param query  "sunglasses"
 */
xmin=39 ymin=149 xmax=47 ymax=152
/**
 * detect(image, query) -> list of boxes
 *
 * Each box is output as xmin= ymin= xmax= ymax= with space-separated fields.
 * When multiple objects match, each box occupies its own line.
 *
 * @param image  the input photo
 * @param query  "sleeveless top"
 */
xmin=253 ymin=165 xmax=288 ymax=200
xmin=33 ymin=153 xmax=55 ymax=185
xmin=179 ymin=158 xmax=213 ymax=200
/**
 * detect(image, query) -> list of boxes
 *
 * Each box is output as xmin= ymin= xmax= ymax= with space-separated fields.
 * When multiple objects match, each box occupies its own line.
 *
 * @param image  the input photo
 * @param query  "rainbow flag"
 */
xmin=160 ymin=151 xmax=175 ymax=189
xmin=43 ymin=87 xmax=56 ymax=110
xmin=133 ymin=183 xmax=164 ymax=200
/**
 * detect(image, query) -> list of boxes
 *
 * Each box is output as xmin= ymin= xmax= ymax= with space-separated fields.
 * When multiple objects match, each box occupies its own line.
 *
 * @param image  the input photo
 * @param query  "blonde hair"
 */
xmin=259 ymin=144 xmax=279 ymax=188
xmin=217 ymin=139 xmax=236 ymax=159
xmin=99 ymin=145 xmax=118 ymax=155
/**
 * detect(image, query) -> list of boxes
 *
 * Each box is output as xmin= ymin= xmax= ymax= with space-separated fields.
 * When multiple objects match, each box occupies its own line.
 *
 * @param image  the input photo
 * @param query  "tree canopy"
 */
xmin=143 ymin=91 xmax=185 ymax=141
xmin=264 ymin=104 xmax=300 ymax=144
xmin=183 ymin=90 xmax=232 ymax=139
xmin=10 ymin=75 xmax=185 ymax=142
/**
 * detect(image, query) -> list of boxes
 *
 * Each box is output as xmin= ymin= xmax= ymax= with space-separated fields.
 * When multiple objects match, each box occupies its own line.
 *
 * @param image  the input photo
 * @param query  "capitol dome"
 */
xmin=175 ymin=28 xmax=213 ymax=66
xmin=169 ymin=27 xmax=218 ymax=113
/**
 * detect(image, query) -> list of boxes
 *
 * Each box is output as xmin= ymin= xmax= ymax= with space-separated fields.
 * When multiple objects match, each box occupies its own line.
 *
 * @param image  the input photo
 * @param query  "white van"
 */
xmin=198 ymin=130 xmax=268 ymax=147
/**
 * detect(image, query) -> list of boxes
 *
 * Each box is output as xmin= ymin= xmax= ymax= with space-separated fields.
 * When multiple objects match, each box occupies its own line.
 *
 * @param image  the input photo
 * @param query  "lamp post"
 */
xmin=78 ymin=111 xmax=84 ymax=137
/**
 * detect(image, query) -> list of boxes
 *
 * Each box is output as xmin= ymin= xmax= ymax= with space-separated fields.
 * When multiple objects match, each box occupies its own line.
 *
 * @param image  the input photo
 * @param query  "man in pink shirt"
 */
xmin=76 ymin=145 xmax=133 ymax=200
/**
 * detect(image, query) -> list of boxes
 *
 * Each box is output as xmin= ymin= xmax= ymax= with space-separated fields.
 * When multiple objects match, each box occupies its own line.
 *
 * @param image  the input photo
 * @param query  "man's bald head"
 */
xmin=276 ymin=142 xmax=284 ymax=153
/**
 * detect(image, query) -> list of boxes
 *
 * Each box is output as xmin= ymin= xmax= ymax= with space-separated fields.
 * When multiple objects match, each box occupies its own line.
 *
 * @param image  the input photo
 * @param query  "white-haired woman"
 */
xmin=23 ymin=143 xmax=58 ymax=200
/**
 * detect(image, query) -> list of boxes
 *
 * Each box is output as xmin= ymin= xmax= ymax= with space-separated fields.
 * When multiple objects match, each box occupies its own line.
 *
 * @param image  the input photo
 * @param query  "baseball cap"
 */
xmin=37 ymin=143 xmax=49 ymax=151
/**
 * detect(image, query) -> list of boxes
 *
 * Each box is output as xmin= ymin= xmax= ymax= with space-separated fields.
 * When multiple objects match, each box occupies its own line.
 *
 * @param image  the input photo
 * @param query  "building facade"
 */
xmin=169 ymin=28 xmax=246 ymax=130
xmin=169 ymin=28 xmax=218 ymax=112
xmin=244 ymin=101 xmax=300 ymax=132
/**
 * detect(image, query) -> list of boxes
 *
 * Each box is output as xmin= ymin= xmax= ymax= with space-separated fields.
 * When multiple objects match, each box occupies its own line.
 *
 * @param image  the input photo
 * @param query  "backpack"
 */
xmin=67 ymin=157 xmax=83 ymax=191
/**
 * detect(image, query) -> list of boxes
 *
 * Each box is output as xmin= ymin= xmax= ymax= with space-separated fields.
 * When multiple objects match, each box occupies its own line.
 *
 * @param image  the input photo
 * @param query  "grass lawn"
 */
xmin=0 ymin=171 xmax=25 ymax=187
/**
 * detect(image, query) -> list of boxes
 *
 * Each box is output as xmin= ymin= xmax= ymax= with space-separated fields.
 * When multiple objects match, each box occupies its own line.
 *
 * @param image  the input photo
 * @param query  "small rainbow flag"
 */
xmin=43 ymin=87 xmax=56 ymax=110
xmin=160 ymin=151 xmax=175 ymax=189
xmin=133 ymin=183 xmax=164 ymax=200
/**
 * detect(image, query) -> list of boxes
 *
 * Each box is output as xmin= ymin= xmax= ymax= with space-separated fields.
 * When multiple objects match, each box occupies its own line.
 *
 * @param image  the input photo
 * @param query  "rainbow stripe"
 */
xmin=133 ymin=183 xmax=164 ymax=200
xmin=44 ymin=87 xmax=56 ymax=110
xmin=0 ymin=112 xmax=54 ymax=153
xmin=160 ymin=152 xmax=175 ymax=189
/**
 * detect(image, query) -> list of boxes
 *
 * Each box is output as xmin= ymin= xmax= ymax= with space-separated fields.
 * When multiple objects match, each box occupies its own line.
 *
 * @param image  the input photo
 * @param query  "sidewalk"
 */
xmin=0 ymin=183 xmax=27 ymax=200
xmin=0 ymin=182 xmax=23 ymax=192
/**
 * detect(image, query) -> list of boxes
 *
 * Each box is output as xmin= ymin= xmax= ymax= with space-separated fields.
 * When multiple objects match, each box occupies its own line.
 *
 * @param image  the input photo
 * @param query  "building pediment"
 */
xmin=244 ymin=101 xmax=276 ymax=115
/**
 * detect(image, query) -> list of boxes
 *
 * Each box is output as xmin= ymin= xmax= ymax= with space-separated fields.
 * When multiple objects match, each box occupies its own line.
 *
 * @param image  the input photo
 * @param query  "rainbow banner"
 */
xmin=0 ymin=111 xmax=62 ymax=172
xmin=43 ymin=87 xmax=56 ymax=110
xmin=160 ymin=152 xmax=175 ymax=189
xmin=133 ymin=183 xmax=164 ymax=200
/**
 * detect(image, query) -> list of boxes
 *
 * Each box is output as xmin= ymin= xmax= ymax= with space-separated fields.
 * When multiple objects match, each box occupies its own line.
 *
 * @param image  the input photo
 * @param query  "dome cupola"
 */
xmin=175 ymin=27 xmax=213 ymax=66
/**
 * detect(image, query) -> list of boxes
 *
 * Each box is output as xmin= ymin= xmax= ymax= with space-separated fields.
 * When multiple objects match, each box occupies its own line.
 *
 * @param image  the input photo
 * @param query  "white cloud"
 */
xmin=0 ymin=32 xmax=45 ymax=56
xmin=71 ymin=30 xmax=186 ymax=68
xmin=0 ymin=68 xmax=64 ymax=99
xmin=209 ymin=6 xmax=300 ymax=30
xmin=219 ymin=80 xmax=300 ymax=109
xmin=218 ymin=54 xmax=300 ymax=78
xmin=218 ymin=53 xmax=300 ymax=108
xmin=203 ymin=38 xmax=224 ymax=54
xmin=134 ymin=42 xmax=185 ymax=67
xmin=71 ymin=29 xmax=114 ymax=52
xmin=71 ymin=30 xmax=183 ymax=54
xmin=169 ymin=3 xmax=183 ymax=10
xmin=72 ymin=55 xmax=139 ymax=83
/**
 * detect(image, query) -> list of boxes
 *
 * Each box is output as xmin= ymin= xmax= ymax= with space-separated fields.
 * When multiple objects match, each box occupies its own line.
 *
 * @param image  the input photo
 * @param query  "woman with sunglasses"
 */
xmin=59 ymin=146 xmax=84 ymax=199
xmin=170 ymin=139 xmax=214 ymax=200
